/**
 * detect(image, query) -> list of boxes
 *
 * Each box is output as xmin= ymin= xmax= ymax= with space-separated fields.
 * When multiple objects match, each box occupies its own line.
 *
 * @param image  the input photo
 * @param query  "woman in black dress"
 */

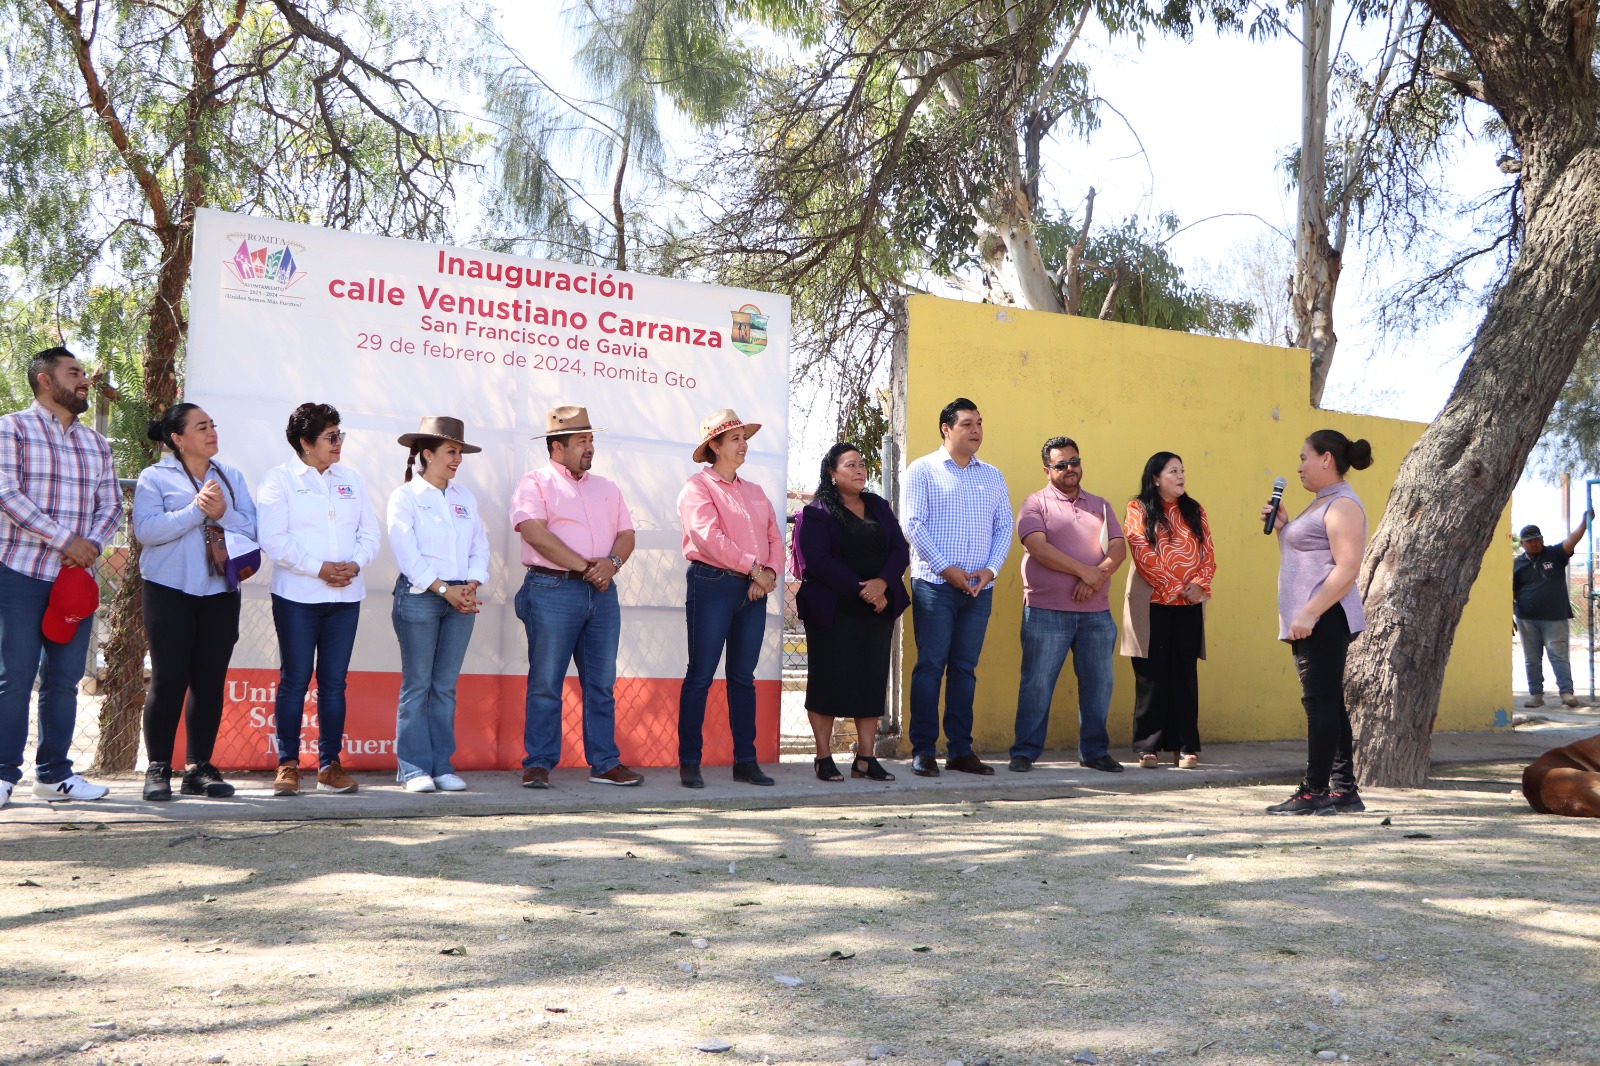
xmin=795 ymin=443 xmax=911 ymax=781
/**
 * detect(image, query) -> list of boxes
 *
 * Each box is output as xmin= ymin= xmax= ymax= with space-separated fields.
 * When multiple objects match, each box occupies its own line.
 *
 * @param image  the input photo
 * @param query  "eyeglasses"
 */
xmin=1047 ymin=458 xmax=1082 ymax=470
xmin=319 ymin=431 xmax=348 ymax=445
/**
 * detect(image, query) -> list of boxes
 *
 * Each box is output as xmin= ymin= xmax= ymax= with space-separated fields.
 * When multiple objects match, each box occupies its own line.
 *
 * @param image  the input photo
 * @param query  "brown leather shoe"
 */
xmin=521 ymin=766 xmax=550 ymax=789
xmin=273 ymin=763 xmax=300 ymax=797
xmin=944 ymin=753 xmax=995 ymax=776
xmin=316 ymin=762 xmax=358 ymax=793
xmin=589 ymin=764 xmax=642 ymax=786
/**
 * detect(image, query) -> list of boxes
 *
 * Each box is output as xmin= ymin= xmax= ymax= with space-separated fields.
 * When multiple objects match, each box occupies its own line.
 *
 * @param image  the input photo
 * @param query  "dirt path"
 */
xmin=3 ymin=766 xmax=1598 ymax=1066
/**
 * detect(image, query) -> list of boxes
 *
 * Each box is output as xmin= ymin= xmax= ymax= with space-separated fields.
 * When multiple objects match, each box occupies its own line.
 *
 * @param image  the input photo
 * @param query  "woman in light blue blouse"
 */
xmin=132 ymin=403 xmax=258 ymax=801
xmin=387 ymin=416 xmax=489 ymax=793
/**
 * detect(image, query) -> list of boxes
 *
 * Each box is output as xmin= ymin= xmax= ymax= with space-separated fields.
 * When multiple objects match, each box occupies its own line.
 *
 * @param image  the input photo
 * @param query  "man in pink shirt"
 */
xmin=1010 ymin=436 xmax=1128 ymax=774
xmin=510 ymin=405 xmax=641 ymax=788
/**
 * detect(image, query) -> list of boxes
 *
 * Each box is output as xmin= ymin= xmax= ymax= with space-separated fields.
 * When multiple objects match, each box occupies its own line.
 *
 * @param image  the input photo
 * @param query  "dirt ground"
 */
xmin=3 ymin=764 xmax=1598 ymax=1066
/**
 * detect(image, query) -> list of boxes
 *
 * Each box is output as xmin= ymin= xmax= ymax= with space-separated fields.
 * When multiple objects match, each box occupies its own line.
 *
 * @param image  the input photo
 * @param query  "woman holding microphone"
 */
xmin=132 ymin=403 xmax=257 ymax=801
xmin=387 ymin=417 xmax=490 ymax=794
xmin=1264 ymin=429 xmax=1373 ymax=815
xmin=677 ymin=409 xmax=785 ymax=789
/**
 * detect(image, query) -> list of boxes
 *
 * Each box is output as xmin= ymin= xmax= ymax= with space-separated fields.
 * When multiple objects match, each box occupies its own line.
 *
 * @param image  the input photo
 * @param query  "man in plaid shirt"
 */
xmin=0 ymin=347 xmax=122 ymax=808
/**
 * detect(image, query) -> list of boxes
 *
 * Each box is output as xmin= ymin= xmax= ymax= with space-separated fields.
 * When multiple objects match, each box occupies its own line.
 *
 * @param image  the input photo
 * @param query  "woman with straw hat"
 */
xmin=387 ymin=416 xmax=490 ymax=793
xmin=676 ymin=409 xmax=785 ymax=788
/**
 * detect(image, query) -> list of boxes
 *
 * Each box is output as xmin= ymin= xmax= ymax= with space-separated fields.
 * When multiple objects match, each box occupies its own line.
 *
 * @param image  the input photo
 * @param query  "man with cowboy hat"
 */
xmin=510 ymin=404 xmax=642 ymax=788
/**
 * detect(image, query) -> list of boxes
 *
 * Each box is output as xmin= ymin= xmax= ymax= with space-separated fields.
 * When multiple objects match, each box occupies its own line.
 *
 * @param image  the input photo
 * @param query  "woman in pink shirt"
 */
xmin=676 ymin=409 xmax=785 ymax=789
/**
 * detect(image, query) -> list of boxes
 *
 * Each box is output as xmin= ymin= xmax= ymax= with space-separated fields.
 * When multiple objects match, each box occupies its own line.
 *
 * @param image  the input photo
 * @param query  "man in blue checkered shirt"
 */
xmin=900 ymin=397 xmax=1012 ymax=777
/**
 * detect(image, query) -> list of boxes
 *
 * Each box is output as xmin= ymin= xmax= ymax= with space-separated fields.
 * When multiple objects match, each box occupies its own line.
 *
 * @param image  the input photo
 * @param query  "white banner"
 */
xmin=185 ymin=208 xmax=789 ymax=769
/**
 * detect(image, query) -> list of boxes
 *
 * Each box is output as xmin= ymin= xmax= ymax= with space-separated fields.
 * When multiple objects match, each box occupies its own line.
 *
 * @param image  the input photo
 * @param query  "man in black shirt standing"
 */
xmin=1514 ymin=511 xmax=1591 ymax=708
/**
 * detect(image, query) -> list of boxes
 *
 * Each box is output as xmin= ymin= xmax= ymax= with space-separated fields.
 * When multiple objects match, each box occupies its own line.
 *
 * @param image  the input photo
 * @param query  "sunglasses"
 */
xmin=1047 ymin=458 xmax=1082 ymax=470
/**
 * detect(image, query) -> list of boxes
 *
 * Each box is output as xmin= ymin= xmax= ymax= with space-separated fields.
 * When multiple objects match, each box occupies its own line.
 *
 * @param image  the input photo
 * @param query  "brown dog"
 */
xmin=1522 ymin=733 xmax=1600 ymax=817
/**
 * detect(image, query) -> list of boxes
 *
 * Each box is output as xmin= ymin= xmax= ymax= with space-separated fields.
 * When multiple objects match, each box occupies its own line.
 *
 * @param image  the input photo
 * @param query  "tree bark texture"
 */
xmin=91 ymin=505 xmax=144 ymax=772
xmin=1292 ymin=0 xmax=1339 ymax=409
xmin=1348 ymin=0 xmax=1600 ymax=786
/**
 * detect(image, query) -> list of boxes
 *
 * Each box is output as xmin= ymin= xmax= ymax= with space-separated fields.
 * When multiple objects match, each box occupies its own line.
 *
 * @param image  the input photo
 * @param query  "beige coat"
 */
xmin=1120 ymin=567 xmax=1208 ymax=659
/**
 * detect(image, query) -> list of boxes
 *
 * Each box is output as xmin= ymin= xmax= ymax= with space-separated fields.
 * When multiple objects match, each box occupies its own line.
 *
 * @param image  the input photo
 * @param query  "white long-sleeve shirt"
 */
xmin=387 ymin=477 xmax=490 ymax=594
xmin=256 ymin=459 xmax=380 ymax=603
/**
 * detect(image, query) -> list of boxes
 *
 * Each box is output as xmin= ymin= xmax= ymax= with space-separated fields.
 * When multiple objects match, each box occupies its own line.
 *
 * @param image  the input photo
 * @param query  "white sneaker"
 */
xmin=0 ymin=780 xmax=13 ymax=809
xmin=32 ymin=775 xmax=108 ymax=802
xmin=434 ymin=774 xmax=467 ymax=791
xmin=403 ymin=776 xmax=437 ymax=793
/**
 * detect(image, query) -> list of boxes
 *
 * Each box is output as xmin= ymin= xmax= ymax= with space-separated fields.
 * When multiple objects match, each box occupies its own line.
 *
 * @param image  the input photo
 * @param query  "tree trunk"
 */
xmin=1292 ymin=0 xmax=1339 ymax=408
xmin=91 ymin=530 xmax=145 ymax=772
xmin=996 ymin=188 xmax=1065 ymax=313
xmin=94 ymin=230 xmax=187 ymax=770
xmin=1348 ymin=145 xmax=1600 ymax=786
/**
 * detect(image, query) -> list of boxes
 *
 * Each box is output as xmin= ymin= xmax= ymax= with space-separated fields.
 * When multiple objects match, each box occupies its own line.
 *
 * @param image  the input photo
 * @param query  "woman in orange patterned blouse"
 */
xmin=1120 ymin=451 xmax=1215 ymax=769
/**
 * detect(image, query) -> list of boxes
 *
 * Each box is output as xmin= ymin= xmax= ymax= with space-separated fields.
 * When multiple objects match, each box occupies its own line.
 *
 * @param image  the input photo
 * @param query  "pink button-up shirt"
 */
xmin=678 ymin=467 xmax=784 ymax=575
xmin=510 ymin=462 xmax=633 ymax=569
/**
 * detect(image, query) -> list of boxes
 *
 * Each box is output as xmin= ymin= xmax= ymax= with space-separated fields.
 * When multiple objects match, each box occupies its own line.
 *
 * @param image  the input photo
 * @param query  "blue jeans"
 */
xmin=1012 ymin=607 xmax=1117 ymax=762
xmin=1518 ymin=616 xmax=1574 ymax=696
xmin=271 ymin=595 xmax=360 ymax=768
xmin=391 ymin=577 xmax=476 ymax=781
xmin=678 ymin=562 xmax=767 ymax=765
xmin=0 ymin=562 xmax=95 ymax=785
xmin=909 ymin=578 xmax=993 ymax=758
xmin=514 ymin=571 xmax=622 ymax=773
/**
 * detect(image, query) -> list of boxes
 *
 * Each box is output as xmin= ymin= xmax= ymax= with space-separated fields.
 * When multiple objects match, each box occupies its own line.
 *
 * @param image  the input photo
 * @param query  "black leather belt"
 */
xmin=528 ymin=565 xmax=585 ymax=580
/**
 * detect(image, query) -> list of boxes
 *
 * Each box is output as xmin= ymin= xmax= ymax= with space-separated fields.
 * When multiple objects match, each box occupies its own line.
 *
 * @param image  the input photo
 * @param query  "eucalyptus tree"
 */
xmin=685 ymin=0 xmax=1250 ymax=448
xmin=0 ymin=0 xmax=473 ymax=770
xmin=477 ymin=0 xmax=785 ymax=270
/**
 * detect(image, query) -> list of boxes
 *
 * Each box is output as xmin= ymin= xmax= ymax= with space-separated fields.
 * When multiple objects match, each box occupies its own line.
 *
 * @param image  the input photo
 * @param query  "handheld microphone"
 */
xmin=1263 ymin=477 xmax=1287 ymax=535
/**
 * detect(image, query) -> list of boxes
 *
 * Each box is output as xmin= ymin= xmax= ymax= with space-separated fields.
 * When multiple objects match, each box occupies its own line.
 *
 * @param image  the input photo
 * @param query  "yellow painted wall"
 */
xmin=898 ymin=295 xmax=1511 ymax=753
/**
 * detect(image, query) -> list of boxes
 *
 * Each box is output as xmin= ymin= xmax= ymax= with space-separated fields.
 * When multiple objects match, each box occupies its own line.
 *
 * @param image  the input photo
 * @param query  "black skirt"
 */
xmin=804 ymin=610 xmax=894 ymax=718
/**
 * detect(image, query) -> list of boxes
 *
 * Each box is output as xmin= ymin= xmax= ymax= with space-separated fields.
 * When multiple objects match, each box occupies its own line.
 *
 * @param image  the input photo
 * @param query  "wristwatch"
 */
xmin=608 ymin=554 xmax=624 ymax=570
xmin=434 ymin=582 xmax=449 ymax=598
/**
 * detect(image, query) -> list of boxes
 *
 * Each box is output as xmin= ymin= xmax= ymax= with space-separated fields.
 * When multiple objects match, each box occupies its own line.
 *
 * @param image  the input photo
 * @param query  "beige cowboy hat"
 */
xmin=530 ymin=404 xmax=607 ymax=440
xmin=396 ymin=415 xmax=481 ymax=453
xmin=693 ymin=408 xmax=762 ymax=464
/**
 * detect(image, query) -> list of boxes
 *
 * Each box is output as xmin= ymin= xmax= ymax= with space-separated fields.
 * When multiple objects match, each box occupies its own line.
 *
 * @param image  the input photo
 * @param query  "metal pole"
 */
xmin=1588 ymin=479 xmax=1599 ymax=702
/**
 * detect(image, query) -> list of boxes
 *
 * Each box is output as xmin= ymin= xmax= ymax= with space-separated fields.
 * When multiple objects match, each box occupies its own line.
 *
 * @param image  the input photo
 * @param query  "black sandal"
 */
xmin=851 ymin=756 xmax=895 ymax=782
xmin=814 ymin=755 xmax=844 ymax=782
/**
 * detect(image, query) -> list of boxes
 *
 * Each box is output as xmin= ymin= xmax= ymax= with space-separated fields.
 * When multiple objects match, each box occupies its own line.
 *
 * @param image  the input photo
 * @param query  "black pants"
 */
xmin=1290 ymin=603 xmax=1356 ymax=792
xmin=141 ymin=581 xmax=241 ymax=765
xmin=1131 ymin=602 xmax=1203 ymax=754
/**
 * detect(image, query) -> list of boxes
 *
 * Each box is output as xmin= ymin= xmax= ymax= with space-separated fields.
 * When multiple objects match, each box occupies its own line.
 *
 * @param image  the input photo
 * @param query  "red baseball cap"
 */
xmin=42 ymin=566 xmax=99 ymax=643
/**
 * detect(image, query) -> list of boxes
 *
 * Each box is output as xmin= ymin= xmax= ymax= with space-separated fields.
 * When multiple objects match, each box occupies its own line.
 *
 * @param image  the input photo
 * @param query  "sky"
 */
xmin=483 ymin=3 xmax=1587 ymax=545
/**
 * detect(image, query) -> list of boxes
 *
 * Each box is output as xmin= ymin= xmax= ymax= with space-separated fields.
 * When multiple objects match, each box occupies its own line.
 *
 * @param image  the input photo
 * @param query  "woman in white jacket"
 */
xmin=386 ymin=416 xmax=489 ymax=793
xmin=256 ymin=402 xmax=380 ymax=797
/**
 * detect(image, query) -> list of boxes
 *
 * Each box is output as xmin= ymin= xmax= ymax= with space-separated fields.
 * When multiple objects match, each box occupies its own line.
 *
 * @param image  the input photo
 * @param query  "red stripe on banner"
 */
xmin=173 ymin=672 xmax=781 ymax=771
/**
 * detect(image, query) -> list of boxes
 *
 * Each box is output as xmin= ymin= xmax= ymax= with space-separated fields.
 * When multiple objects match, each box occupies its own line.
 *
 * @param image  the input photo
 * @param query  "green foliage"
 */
xmin=1537 ymin=333 xmax=1600 ymax=478
xmin=1035 ymin=211 xmax=1255 ymax=334
xmin=0 ymin=0 xmax=472 ymax=467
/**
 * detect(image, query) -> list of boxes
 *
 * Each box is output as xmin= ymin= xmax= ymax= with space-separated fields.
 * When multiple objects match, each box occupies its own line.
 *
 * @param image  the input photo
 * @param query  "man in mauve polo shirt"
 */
xmin=1010 ymin=436 xmax=1127 ymax=774
xmin=510 ymin=405 xmax=642 ymax=789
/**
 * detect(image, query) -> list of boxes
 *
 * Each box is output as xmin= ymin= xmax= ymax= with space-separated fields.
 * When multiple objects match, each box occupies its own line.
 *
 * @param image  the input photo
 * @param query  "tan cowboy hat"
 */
xmin=397 ymin=415 xmax=481 ymax=453
xmin=693 ymin=408 xmax=762 ymax=464
xmin=530 ymin=404 xmax=607 ymax=440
